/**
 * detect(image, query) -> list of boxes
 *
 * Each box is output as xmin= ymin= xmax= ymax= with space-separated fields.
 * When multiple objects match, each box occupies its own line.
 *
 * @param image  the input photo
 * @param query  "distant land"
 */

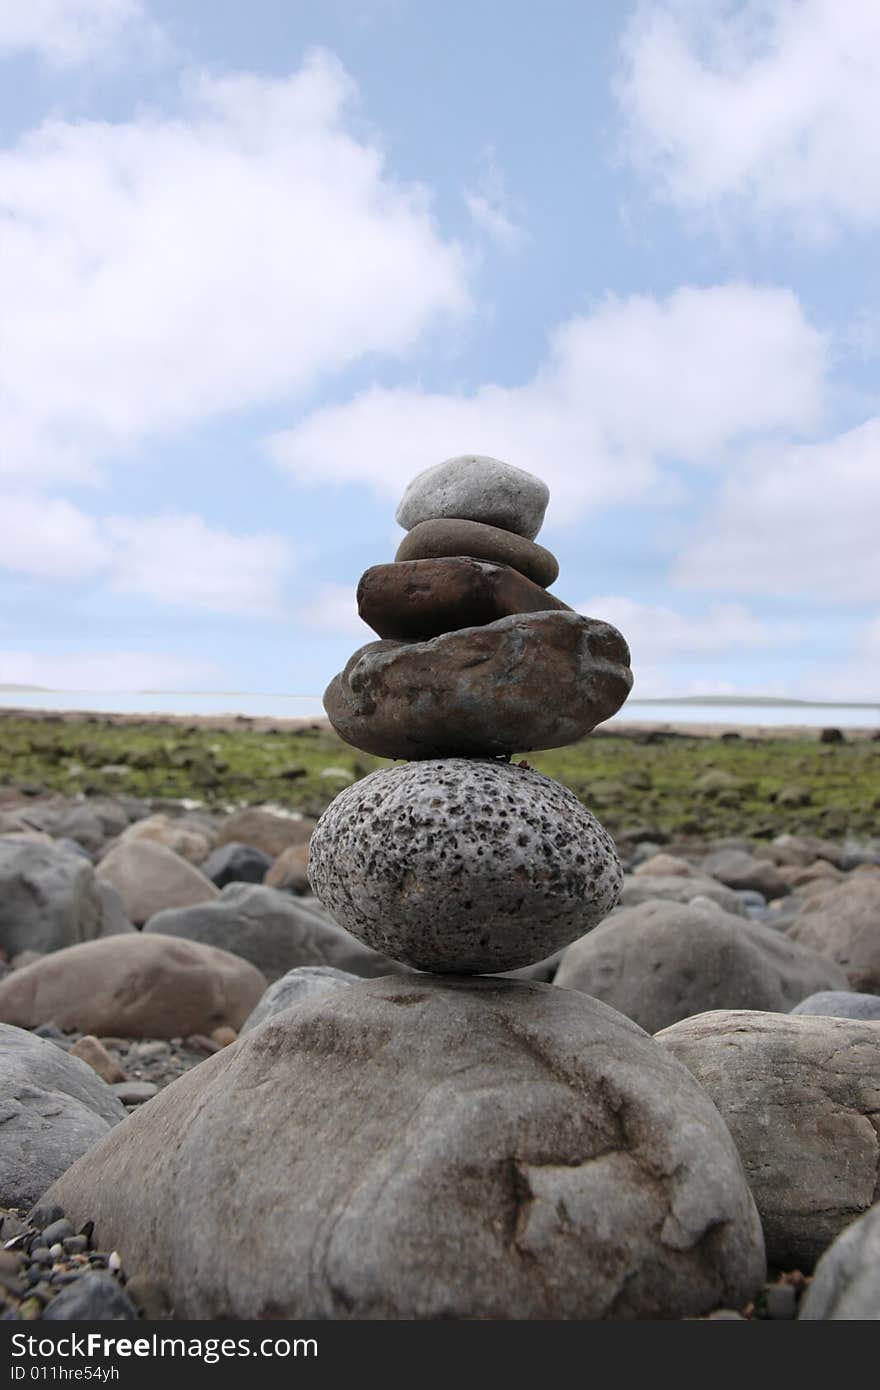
xmin=0 ymin=683 xmax=51 ymax=692
xmin=631 ymin=695 xmax=880 ymax=709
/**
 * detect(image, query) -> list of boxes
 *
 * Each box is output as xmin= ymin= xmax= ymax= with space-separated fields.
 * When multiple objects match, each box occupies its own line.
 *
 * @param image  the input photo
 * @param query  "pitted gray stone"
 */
xmin=308 ymin=759 xmax=623 ymax=973
xmin=395 ymin=454 xmax=550 ymax=540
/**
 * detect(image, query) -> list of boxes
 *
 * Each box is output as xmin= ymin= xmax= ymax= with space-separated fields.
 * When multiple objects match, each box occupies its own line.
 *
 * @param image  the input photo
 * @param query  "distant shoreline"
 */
xmin=1 ymin=705 xmax=877 ymax=742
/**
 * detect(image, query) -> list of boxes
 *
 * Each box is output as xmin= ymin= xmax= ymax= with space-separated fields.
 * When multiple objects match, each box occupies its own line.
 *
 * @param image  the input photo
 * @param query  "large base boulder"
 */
xmin=45 ymin=975 xmax=765 ymax=1320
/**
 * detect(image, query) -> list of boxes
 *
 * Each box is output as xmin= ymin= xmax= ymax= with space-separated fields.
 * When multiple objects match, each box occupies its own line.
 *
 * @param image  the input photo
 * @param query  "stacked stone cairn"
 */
xmin=43 ymin=456 xmax=766 ymax=1322
xmin=310 ymin=453 xmax=635 ymax=973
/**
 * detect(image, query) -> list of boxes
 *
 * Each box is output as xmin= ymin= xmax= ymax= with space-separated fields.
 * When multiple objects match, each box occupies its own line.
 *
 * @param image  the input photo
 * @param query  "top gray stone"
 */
xmin=395 ymin=455 xmax=550 ymax=541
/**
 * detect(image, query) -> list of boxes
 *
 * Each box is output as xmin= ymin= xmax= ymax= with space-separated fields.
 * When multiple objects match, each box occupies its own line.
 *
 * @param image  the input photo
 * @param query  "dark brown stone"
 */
xmin=323 ymin=610 xmax=632 ymax=759
xmin=395 ymin=517 xmax=559 ymax=586
xmin=357 ymin=557 xmax=571 ymax=640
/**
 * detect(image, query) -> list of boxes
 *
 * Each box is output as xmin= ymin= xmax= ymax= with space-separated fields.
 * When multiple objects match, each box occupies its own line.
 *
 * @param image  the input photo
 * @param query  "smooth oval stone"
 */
xmin=395 ymin=455 xmax=550 ymax=540
xmin=308 ymin=759 xmax=623 ymax=973
xmin=395 ymin=518 xmax=559 ymax=587
xmin=357 ymin=557 xmax=571 ymax=640
xmin=323 ymin=610 xmax=632 ymax=760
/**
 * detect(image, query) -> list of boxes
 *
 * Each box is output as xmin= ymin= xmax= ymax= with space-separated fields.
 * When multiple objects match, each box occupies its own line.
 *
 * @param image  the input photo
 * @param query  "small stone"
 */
xmin=108 ymin=1250 xmax=122 ymax=1272
xmin=358 ymin=557 xmax=570 ymax=641
xmin=201 ymin=842 xmax=273 ymax=889
xmin=309 ymin=759 xmax=623 ymax=973
xmin=18 ymin=1295 xmax=42 ymax=1319
xmin=395 ymin=454 xmax=550 ymax=540
xmin=324 ymin=611 xmax=632 ymax=760
xmin=184 ymin=1034 xmax=221 ymax=1054
xmin=111 ymin=1081 xmax=158 ymax=1105
xmin=62 ymin=1235 xmax=88 ymax=1254
xmin=42 ymin=1270 xmax=135 ymax=1320
xmin=763 ymin=1283 xmax=797 ymax=1319
xmin=791 ymin=991 xmax=880 ymax=1021
xmin=395 ymin=517 xmax=559 ymax=586
xmin=48 ymin=1243 xmax=64 ymax=1259
xmin=210 ymin=1026 xmax=237 ymax=1047
xmin=39 ymin=1218 xmax=74 ymax=1245
xmin=29 ymin=1203 xmax=66 ymax=1232
xmin=69 ymin=1035 xmax=126 ymax=1084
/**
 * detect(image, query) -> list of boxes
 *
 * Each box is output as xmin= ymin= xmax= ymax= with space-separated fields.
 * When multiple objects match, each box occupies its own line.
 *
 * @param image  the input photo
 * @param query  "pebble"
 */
xmin=111 ymin=1081 xmax=158 ymax=1105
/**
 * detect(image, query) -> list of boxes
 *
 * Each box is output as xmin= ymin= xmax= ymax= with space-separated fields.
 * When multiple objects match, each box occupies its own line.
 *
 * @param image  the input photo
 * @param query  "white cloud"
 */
xmin=674 ymin=418 xmax=880 ymax=603
xmin=464 ymin=148 xmax=525 ymax=250
xmin=617 ymin=0 xmax=880 ymax=237
xmin=269 ymin=283 xmax=825 ymax=517
xmin=577 ymin=595 xmax=803 ymax=662
xmin=0 ymin=496 xmax=292 ymax=614
xmin=106 ymin=514 xmax=291 ymax=615
xmin=303 ymin=584 xmax=371 ymax=639
xmin=0 ymin=649 xmax=220 ymax=691
xmin=0 ymin=51 xmax=469 ymax=483
xmin=0 ymin=0 xmax=158 ymax=67
xmin=0 ymin=492 xmax=110 ymax=578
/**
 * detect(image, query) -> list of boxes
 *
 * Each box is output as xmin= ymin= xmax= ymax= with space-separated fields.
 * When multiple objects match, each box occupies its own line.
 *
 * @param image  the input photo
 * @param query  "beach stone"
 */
xmin=144 ymin=883 xmax=405 ymax=983
xmin=309 ymin=760 xmax=623 ymax=973
xmin=43 ymin=1271 xmax=136 ymax=1321
xmin=358 ymin=557 xmax=570 ymax=641
xmin=0 ymin=1023 xmax=125 ymax=1209
xmin=49 ymin=806 xmax=106 ymax=855
xmin=45 ymin=975 xmax=764 ymax=1320
xmin=264 ymin=842 xmax=310 ymax=894
xmin=0 ymin=840 xmax=103 ymax=958
xmin=118 ymin=814 xmax=213 ymax=865
xmin=96 ymin=883 xmax=136 ymax=937
xmin=69 ymin=1036 xmax=125 ymax=1085
xmin=396 ymin=517 xmax=559 ymax=587
xmin=657 ymin=1010 xmax=880 ymax=1270
xmin=633 ymin=853 xmax=701 ymax=878
xmin=700 ymin=850 xmax=790 ymax=900
xmin=214 ymin=809 xmax=315 ymax=859
xmin=619 ymin=873 xmax=748 ymax=916
xmin=395 ymin=455 xmax=550 ymax=540
xmin=792 ymin=990 xmax=880 ymax=1021
xmin=324 ymin=611 xmax=632 ymax=760
xmin=202 ymin=841 xmax=273 ymax=889
xmin=786 ymin=877 xmax=880 ymax=992
xmin=240 ymin=965 xmax=359 ymax=1033
xmin=0 ymin=934 xmax=266 ymax=1038
xmin=96 ymin=840 xmax=218 ymax=926
xmin=800 ymin=1204 xmax=880 ymax=1319
xmin=555 ymin=901 xmax=849 ymax=1033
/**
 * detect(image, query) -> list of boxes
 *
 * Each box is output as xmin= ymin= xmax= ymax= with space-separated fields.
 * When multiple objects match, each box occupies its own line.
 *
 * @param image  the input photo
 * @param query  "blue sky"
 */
xmin=1 ymin=0 xmax=878 ymax=705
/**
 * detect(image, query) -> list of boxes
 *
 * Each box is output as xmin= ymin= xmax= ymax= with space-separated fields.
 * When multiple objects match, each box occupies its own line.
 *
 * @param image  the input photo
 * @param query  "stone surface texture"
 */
xmin=323 ymin=611 xmax=632 ymax=760
xmin=96 ymin=840 xmax=218 ymax=926
xmin=786 ymin=877 xmax=880 ymax=992
xmin=657 ymin=1009 xmax=880 ymax=1270
xmin=0 ymin=840 xmax=102 ymax=958
xmin=309 ymin=760 xmax=624 ymax=973
xmin=395 ymin=518 xmax=559 ymax=587
xmin=395 ymin=455 xmax=550 ymax=540
xmin=46 ymin=975 xmax=765 ymax=1321
xmin=357 ymin=557 xmax=570 ymax=641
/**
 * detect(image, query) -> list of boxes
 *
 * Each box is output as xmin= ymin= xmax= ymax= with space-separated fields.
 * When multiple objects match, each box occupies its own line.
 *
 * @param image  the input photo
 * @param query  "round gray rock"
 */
xmin=0 ymin=840 xmax=103 ymax=958
xmin=45 ymin=975 xmax=765 ymax=1320
xmin=792 ymin=990 xmax=880 ymax=1021
xmin=657 ymin=1010 xmax=880 ymax=1270
xmin=240 ymin=965 xmax=359 ymax=1034
xmin=395 ymin=455 xmax=550 ymax=541
xmin=0 ymin=1023 xmax=125 ymax=1208
xmin=308 ymin=760 xmax=623 ymax=973
xmin=144 ymin=883 xmax=407 ymax=982
xmin=786 ymin=876 xmax=880 ymax=993
xmin=555 ymin=901 xmax=849 ymax=1034
xmin=800 ymin=1204 xmax=880 ymax=1319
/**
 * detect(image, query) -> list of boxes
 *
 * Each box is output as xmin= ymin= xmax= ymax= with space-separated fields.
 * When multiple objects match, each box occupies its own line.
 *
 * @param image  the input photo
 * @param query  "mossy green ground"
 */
xmin=1 ymin=714 xmax=876 ymax=841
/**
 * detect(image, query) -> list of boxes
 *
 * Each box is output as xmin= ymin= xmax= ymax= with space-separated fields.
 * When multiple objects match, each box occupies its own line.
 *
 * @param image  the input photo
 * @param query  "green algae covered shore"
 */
xmin=1 ymin=708 xmax=876 ymax=841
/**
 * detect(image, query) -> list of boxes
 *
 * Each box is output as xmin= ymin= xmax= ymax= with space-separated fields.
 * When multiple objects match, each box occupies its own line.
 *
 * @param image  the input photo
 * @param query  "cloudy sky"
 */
xmin=1 ymin=0 xmax=878 ymax=705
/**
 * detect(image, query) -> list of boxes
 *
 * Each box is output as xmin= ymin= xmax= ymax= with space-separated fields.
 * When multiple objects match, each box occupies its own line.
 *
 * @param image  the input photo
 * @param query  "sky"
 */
xmin=0 ymin=0 xmax=878 ymax=705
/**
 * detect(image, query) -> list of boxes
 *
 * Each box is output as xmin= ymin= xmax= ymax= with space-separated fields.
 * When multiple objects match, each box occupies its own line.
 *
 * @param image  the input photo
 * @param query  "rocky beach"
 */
xmin=1 ymin=457 xmax=878 ymax=1323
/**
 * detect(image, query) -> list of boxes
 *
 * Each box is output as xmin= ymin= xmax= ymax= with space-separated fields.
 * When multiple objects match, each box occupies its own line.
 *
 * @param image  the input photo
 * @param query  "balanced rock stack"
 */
xmin=311 ymin=454 xmax=634 ymax=973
